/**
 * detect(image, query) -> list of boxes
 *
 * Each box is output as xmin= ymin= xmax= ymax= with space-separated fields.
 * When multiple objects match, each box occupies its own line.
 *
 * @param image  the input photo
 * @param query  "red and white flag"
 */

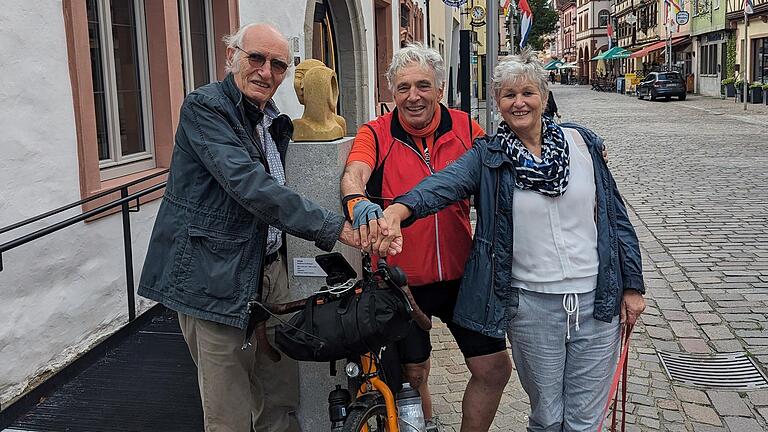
xmin=606 ymin=24 xmax=614 ymax=49
xmin=519 ymin=0 xmax=533 ymax=48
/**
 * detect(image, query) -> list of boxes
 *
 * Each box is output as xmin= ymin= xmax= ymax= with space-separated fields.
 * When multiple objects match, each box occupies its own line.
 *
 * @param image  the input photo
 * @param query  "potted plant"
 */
xmin=722 ymin=78 xmax=736 ymax=98
xmin=749 ymin=82 xmax=763 ymax=104
xmin=763 ymin=83 xmax=768 ymax=106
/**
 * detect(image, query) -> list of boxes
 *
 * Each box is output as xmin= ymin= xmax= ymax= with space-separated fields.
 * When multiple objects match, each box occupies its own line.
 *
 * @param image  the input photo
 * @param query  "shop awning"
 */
xmin=629 ymin=36 xmax=688 ymax=59
xmin=544 ymin=59 xmax=564 ymax=70
xmin=591 ymin=47 xmax=630 ymax=61
xmin=558 ymin=62 xmax=579 ymax=69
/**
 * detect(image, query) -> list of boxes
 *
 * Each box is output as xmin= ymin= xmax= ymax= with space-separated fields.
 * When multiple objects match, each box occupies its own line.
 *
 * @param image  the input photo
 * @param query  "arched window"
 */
xmin=598 ymin=10 xmax=610 ymax=28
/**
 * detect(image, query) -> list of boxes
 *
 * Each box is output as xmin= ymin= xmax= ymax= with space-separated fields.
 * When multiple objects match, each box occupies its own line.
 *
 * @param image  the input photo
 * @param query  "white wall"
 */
xmin=239 ymin=0 xmax=378 ymax=124
xmin=0 ymin=0 xmax=159 ymax=406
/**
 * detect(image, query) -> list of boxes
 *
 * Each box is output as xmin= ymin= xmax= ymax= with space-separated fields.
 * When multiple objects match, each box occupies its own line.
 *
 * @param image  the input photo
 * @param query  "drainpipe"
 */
xmin=743 ymin=6 xmax=748 ymax=111
xmin=486 ymin=0 xmax=499 ymax=132
xmin=425 ymin=0 xmax=431 ymax=47
xmin=667 ymin=3 xmax=673 ymax=72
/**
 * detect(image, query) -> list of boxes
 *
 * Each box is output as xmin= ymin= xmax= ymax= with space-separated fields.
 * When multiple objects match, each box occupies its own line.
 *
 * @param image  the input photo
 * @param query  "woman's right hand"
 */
xmin=370 ymin=204 xmax=411 ymax=256
xmin=620 ymin=290 xmax=645 ymax=325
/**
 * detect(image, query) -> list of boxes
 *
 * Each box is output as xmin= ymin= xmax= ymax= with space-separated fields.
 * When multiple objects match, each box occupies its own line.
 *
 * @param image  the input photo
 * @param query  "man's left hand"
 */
xmin=620 ymin=290 xmax=645 ymax=325
xmin=363 ymin=216 xmax=402 ymax=256
xmin=338 ymin=221 xmax=361 ymax=248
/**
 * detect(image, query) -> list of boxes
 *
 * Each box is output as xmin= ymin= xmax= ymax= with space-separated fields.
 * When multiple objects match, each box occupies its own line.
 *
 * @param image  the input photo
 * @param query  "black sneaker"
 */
xmin=425 ymin=416 xmax=445 ymax=432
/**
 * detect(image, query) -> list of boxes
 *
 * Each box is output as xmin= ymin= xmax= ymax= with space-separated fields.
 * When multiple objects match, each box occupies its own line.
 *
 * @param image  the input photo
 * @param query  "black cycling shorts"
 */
xmin=397 ymin=279 xmax=507 ymax=364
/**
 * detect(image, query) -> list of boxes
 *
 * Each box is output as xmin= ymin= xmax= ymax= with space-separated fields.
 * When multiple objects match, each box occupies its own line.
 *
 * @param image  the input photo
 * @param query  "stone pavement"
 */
xmin=428 ymin=86 xmax=768 ymax=431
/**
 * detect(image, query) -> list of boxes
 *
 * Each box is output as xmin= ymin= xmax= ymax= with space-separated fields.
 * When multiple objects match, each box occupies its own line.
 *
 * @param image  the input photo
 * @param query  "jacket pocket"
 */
xmin=180 ymin=225 xmax=250 ymax=300
xmin=455 ymin=239 xmax=494 ymax=327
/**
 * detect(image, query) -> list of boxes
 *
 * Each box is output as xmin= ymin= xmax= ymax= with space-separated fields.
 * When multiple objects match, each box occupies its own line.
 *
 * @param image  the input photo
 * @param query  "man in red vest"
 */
xmin=340 ymin=44 xmax=512 ymax=432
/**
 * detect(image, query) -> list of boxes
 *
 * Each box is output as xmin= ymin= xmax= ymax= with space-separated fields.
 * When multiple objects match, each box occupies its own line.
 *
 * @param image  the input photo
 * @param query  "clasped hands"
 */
xmin=339 ymin=199 xmax=410 ymax=256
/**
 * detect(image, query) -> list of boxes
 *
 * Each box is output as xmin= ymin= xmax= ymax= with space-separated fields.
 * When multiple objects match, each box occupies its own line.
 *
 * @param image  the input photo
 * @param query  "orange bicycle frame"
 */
xmin=357 ymin=352 xmax=399 ymax=432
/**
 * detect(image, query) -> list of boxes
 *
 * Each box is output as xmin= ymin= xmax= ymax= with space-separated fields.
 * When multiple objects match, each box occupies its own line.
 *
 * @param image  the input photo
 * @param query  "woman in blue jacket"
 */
xmin=378 ymin=50 xmax=646 ymax=431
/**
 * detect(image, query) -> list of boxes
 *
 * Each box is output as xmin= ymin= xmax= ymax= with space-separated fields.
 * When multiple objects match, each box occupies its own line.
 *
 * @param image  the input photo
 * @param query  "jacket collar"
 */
xmin=390 ymin=103 xmax=453 ymax=144
xmin=222 ymin=73 xmax=293 ymax=144
xmin=222 ymin=73 xmax=243 ymax=107
xmin=223 ymin=73 xmax=280 ymax=118
xmin=559 ymin=122 xmax=605 ymax=152
xmin=479 ymin=134 xmax=512 ymax=169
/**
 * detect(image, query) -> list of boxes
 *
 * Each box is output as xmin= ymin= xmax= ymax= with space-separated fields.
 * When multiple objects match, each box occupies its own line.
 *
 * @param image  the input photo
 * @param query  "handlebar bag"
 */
xmin=275 ymin=279 xmax=412 ymax=362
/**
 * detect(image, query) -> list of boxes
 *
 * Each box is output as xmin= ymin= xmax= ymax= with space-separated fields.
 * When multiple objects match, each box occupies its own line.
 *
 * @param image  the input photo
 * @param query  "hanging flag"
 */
xmin=500 ymin=0 xmax=511 ymax=10
xmin=606 ymin=24 xmax=614 ymax=49
xmin=664 ymin=0 xmax=682 ymax=14
xmin=519 ymin=0 xmax=533 ymax=49
xmin=745 ymin=0 xmax=754 ymax=14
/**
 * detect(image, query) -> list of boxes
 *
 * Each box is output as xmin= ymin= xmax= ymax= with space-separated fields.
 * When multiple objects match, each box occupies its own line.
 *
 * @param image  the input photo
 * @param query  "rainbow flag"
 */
xmin=665 ymin=0 xmax=682 ymax=13
xmin=519 ymin=0 xmax=533 ymax=48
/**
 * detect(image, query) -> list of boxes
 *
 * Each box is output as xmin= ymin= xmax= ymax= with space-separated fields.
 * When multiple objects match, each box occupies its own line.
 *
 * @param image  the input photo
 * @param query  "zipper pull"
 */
xmin=242 ymin=301 xmax=256 ymax=350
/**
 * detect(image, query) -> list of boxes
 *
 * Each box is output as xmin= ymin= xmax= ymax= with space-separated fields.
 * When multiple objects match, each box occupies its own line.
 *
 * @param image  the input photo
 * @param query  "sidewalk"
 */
xmin=612 ymin=90 xmax=768 ymax=127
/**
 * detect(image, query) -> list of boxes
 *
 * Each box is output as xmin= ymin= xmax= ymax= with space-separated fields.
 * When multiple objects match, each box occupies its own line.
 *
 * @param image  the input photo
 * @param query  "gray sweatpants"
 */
xmin=506 ymin=289 xmax=620 ymax=432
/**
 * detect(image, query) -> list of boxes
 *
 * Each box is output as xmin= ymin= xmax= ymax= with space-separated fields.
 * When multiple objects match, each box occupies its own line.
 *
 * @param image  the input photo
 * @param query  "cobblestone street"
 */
xmin=428 ymin=87 xmax=768 ymax=431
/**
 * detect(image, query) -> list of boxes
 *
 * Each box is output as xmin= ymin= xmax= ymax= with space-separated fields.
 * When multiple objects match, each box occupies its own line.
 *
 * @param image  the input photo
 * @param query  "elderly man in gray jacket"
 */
xmin=138 ymin=23 xmax=391 ymax=432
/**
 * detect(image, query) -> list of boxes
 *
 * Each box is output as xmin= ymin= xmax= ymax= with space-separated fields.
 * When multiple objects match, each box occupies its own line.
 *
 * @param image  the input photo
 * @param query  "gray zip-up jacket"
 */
xmin=394 ymin=123 xmax=644 ymax=338
xmin=138 ymin=74 xmax=345 ymax=329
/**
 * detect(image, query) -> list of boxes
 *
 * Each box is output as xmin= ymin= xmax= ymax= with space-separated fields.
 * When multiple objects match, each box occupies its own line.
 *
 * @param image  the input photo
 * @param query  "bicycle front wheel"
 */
xmin=342 ymin=396 xmax=390 ymax=432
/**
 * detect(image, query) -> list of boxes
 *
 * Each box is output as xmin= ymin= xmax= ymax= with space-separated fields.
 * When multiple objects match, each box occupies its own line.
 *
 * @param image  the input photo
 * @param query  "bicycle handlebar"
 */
xmin=254 ymin=253 xmax=432 ymax=363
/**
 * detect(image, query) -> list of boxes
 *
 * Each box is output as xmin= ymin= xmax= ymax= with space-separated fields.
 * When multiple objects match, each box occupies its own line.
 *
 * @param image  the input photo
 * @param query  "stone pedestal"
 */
xmin=283 ymin=137 xmax=360 ymax=431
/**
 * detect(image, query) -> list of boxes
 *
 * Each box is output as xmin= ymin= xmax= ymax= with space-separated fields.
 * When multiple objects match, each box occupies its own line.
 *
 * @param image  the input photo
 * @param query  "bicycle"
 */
xmin=258 ymin=252 xmax=431 ymax=432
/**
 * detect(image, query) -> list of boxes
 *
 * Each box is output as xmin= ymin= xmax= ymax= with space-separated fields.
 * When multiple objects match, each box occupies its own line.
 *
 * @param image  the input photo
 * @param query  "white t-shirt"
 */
xmin=510 ymin=128 xmax=599 ymax=294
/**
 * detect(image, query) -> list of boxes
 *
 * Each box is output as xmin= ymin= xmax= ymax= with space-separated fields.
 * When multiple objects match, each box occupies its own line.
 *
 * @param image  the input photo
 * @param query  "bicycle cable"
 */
xmin=313 ymin=278 xmax=356 ymax=296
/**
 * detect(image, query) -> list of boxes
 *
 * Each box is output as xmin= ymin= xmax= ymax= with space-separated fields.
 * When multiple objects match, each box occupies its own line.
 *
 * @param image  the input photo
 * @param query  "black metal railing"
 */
xmin=0 ymin=169 xmax=169 ymax=321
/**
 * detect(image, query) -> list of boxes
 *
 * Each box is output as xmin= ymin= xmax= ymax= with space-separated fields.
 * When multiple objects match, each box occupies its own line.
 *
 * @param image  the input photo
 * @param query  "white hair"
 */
xmin=223 ymin=23 xmax=290 ymax=73
xmin=386 ymin=43 xmax=445 ymax=92
xmin=491 ymin=49 xmax=549 ymax=103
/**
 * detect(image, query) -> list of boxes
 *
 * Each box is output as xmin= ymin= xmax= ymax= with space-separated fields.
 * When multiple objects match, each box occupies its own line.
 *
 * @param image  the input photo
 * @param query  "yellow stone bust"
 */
xmin=292 ymin=59 xmax=346 ymax=141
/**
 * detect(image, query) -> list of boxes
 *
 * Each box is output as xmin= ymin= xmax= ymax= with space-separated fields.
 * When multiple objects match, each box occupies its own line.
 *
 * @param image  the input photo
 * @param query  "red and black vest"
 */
xmin=365 ymin=105 xmax=475 ymax=286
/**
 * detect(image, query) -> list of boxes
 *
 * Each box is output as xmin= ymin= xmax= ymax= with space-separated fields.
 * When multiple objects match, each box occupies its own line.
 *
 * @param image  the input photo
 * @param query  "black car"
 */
xmin=636 ymin=71 xmax=687 ymax=101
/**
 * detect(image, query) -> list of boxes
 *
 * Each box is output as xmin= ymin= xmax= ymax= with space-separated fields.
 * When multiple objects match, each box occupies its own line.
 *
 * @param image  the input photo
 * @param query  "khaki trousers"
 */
xmin=179 ymin=254 xmax=300 ymax=432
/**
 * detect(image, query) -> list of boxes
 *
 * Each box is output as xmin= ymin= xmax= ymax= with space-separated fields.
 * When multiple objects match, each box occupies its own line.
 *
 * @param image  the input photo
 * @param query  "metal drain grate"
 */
xmin=658 ymin=351 xmax=768 ymax=390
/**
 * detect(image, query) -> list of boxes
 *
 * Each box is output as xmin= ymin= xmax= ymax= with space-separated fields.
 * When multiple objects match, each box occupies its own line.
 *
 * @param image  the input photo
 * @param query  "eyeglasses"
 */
xmin=234 ymin=46 xmax=289 ymax=75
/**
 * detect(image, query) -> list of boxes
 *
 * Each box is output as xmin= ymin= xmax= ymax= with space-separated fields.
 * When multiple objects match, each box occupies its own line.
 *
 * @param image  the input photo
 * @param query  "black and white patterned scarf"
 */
xmin=498 ymin=115 xmax=570 ymax=197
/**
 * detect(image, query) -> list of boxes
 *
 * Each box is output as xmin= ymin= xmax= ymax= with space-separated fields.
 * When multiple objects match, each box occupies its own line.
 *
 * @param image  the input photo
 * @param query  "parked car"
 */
xmin=636 ymin=71 xmax=687 ymax=101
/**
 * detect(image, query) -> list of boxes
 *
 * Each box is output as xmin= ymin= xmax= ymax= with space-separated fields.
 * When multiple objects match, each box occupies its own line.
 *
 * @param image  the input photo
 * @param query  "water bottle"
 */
xmin=328 ymin=385 xmax=351 ymax=431
xmin=396 ymin=383 xmax=426 ymax=432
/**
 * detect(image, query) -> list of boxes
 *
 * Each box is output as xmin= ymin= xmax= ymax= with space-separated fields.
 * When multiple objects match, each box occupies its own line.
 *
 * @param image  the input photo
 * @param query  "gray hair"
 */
xmin=223 ymin=23 xmax=290 ymax=73
xmin=386 ymin=43 xmax=445 ymax=92
xmin=491 ymin=49 xmax=549 ymax=104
